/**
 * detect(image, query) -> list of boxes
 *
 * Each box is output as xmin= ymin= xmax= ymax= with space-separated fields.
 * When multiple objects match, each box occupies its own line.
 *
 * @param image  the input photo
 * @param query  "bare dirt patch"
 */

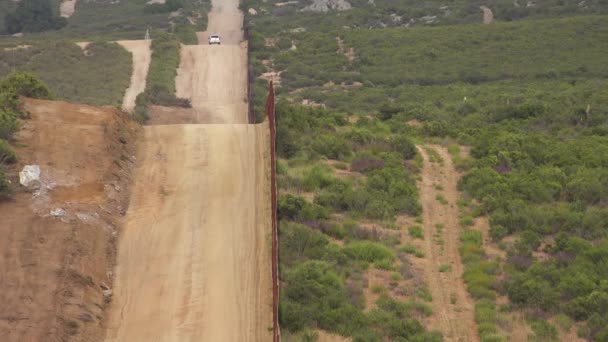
xmin=0 ymin=98 xmax=138 ymax=342
xmin=480 ymin=6 xmax=494 ymax=24
xmin=60 ymin=0 xmax=77 ymax=18
xmin=417 ymin=145 xmax=478 ymax=342
xmin=104 ymin=124 xmax=273 ymax=341
xmin=336 ymin=37 xmax=355 ymax=62
xmin=316 ymin=330 xmax=352 ymax=342
xmin=175 ymin=42 xmax=248 ymax=123
xmin=116 ymin=40 xmax=152 ymax=113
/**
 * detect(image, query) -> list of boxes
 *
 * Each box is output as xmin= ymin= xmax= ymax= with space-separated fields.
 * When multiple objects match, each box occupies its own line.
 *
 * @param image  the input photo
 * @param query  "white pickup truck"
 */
xmin=208 ymin=34 xmax=221 ymax=45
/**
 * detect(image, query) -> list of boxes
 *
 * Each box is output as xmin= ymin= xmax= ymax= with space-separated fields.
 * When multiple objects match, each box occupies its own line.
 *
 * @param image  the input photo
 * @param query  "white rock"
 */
xmin=50 ymin=208 xmax=66 ymax=217
xmin=19 ymin=165 xmax=41 ymax=190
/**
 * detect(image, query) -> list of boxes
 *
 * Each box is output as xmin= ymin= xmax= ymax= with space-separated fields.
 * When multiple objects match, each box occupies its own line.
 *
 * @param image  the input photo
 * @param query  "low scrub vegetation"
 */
xmin=0 ymin=41 xmax=131 ymax=107
xmin=245 ymin=0 xmax=608 ymax=37
xmin=276 ymin=102 xmax=438 ymax=339
xmin=134 ymin=31 xmax=191 ymax=121
xmin=250 ymin=4 xmax=608 ymax=340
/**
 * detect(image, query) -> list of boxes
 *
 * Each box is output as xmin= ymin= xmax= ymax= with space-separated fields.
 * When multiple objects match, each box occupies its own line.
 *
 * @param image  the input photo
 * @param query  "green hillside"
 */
xmin=249 ymin=2 xmax=608 ymax=341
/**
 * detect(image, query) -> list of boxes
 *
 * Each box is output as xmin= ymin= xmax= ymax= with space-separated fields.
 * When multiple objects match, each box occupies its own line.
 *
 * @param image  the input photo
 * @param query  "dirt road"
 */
xmin=104 ymin=0 xmax=274 ymax=340
xmin=480 ymin=6 xmax=494 ymax=24
xmin=117 ymin=40 xmax=152 ymax=113
xmin=174 ymin=0 xmax=248 ymax=124
xmin=60 ymin=0 xmax=77 ymax=18
xmin=417 ymin=145 xmax=478 ymax=342
xmin=104 ymin=125 xmax=273 ymax=341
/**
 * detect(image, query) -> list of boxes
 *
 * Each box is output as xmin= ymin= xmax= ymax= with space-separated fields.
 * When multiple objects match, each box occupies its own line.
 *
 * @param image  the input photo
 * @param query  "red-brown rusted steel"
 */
xmin=265 ymin=81 xmax=280 ymax=341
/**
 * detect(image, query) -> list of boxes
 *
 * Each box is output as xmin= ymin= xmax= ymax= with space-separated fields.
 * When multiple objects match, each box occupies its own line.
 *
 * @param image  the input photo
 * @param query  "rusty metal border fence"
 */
xmin=244 ymin=19 xmax=255 ymax=124
xmin=244 ymin=14 xmax=279 ymax=340
xmin=265 ymin=81 xmax=280 ymax=342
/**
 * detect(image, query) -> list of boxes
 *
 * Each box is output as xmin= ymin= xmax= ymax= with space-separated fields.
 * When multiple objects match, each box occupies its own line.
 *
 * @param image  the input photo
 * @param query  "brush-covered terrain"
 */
xmin=245 ymin=1 xmax=608 ymax=341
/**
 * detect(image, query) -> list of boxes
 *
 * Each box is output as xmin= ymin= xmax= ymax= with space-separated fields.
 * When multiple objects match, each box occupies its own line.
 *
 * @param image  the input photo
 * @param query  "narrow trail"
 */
xmin=417 ymin=145 xmax=478 ymax=342
xmin=117 ymin=40 xmax=152 ymax=113
xmin=480 ymin=6 xmax=494 ymax=24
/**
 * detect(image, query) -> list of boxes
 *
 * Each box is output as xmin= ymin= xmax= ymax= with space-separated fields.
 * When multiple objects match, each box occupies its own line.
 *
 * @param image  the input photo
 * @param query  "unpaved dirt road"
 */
xmin=117 ymin=40 xmax=152 ymax=113
xmin=104 ymin=0 xmax=274 ymax=340
xmin=104 ymin=125 xmax=272 ymax=342
xmin=417 ymin=145 xmax=478 ymax=342
xmin=480 ymin=6 xmax=493 ymax=24
xmin=60 ymin=0 xmax=77 ymax=18
xmin=174 ymin=0 xmax=248 ymax=124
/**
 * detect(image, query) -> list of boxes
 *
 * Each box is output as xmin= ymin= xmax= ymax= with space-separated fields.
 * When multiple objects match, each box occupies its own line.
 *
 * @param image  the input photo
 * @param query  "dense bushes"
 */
xmin=276 ymin=102 xmax=429 ymax=339
xmin=144 ymin=31 xmax=186 ymax=105
xmin=134 ymin=31 xmax=191 ymax=121
xmin=0 ymin=42 xmax=132 ymax=107
xmin=279 ymin=222 xmax=441 ymax=340
xmin=4 ymin=0 xmax=66 ymax=34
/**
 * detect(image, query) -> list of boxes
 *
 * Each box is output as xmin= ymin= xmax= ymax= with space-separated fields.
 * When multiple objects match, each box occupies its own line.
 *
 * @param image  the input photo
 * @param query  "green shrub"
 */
xmin=301 ymin=164 xmax=336 ymax=191
xmin=311 ymin=134 xmax=351 ymax=160
xmin=0 ymin=110 xmax=18 ymax=140
xmin=0 ymin=171 xmax=11 ymax=198
xmin=408 ymin=226 xmax=423 ymax=239
xmin=142 ymin=31 xmax=190 ymax=109
xmin=278 ymin=194 xmax=328 ymax=221
xmin=0 ymin=139 xmax=16 ymax=164
xmin=343 ymin=241 xmax=395 ymax=264
xmin=0 ymin=72 xmax=51 ymax=103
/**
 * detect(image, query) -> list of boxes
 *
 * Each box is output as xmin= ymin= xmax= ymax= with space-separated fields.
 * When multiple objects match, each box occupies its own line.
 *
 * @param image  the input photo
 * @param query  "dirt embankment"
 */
xmin=116 ymin=40 xmax=152 ymax=113
xmin=0 ymin=99 xmax=139 ymax=342
xmin=417 ymin=145 xmax=478 ymax=342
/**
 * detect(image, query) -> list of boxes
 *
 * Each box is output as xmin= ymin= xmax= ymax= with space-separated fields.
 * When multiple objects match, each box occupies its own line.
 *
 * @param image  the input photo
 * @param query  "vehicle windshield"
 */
xmin=210 ymin=35 xmax=219 ymax=38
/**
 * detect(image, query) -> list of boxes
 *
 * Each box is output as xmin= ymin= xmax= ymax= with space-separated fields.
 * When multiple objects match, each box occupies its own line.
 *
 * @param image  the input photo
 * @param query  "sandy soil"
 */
xmin=116 ymin=40 xmax=152 ymax=113
xmin=172 ymin=0 xmax=248 ymax=124
xmin=199 ymin=0 xmax=244 ymax=45
xmin=316 ymin=330 xmax=351 ymax=342
xmin=76 ymin=42 xmax=90 ymax=50
xmin=104 ymin=124 xmax=273 ymax=341
xmin=480 ymin=6 xmax=494 ymax=24
xmin=174 ymin=44 xmax=248 ymax=124
xmin=0 ymin=99 xmax=138 ymax=342
xmin=417 ymin=145 xmax=478 ymax=342
xmin=60 ymin=0 xmax=77 ymax=18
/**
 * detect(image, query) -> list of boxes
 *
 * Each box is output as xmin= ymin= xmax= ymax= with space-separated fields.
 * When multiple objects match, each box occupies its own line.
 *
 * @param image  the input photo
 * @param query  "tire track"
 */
xmin=417 ymin=145 xmax=478 ymax=342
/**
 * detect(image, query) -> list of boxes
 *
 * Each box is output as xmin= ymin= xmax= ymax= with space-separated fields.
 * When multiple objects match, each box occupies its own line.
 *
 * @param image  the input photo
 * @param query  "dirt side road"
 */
xmin=417 ymin=145 xmax=478 ymax=342
xmin=104 ymin=124 xmax=273 ymax=341
xmin=117 ymin=40 xmax=152 ymax=113
xmin=480 ymin=6 xmax=494 ymax=24
xmin=60 ymin=0 xmax=77 ymax=18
